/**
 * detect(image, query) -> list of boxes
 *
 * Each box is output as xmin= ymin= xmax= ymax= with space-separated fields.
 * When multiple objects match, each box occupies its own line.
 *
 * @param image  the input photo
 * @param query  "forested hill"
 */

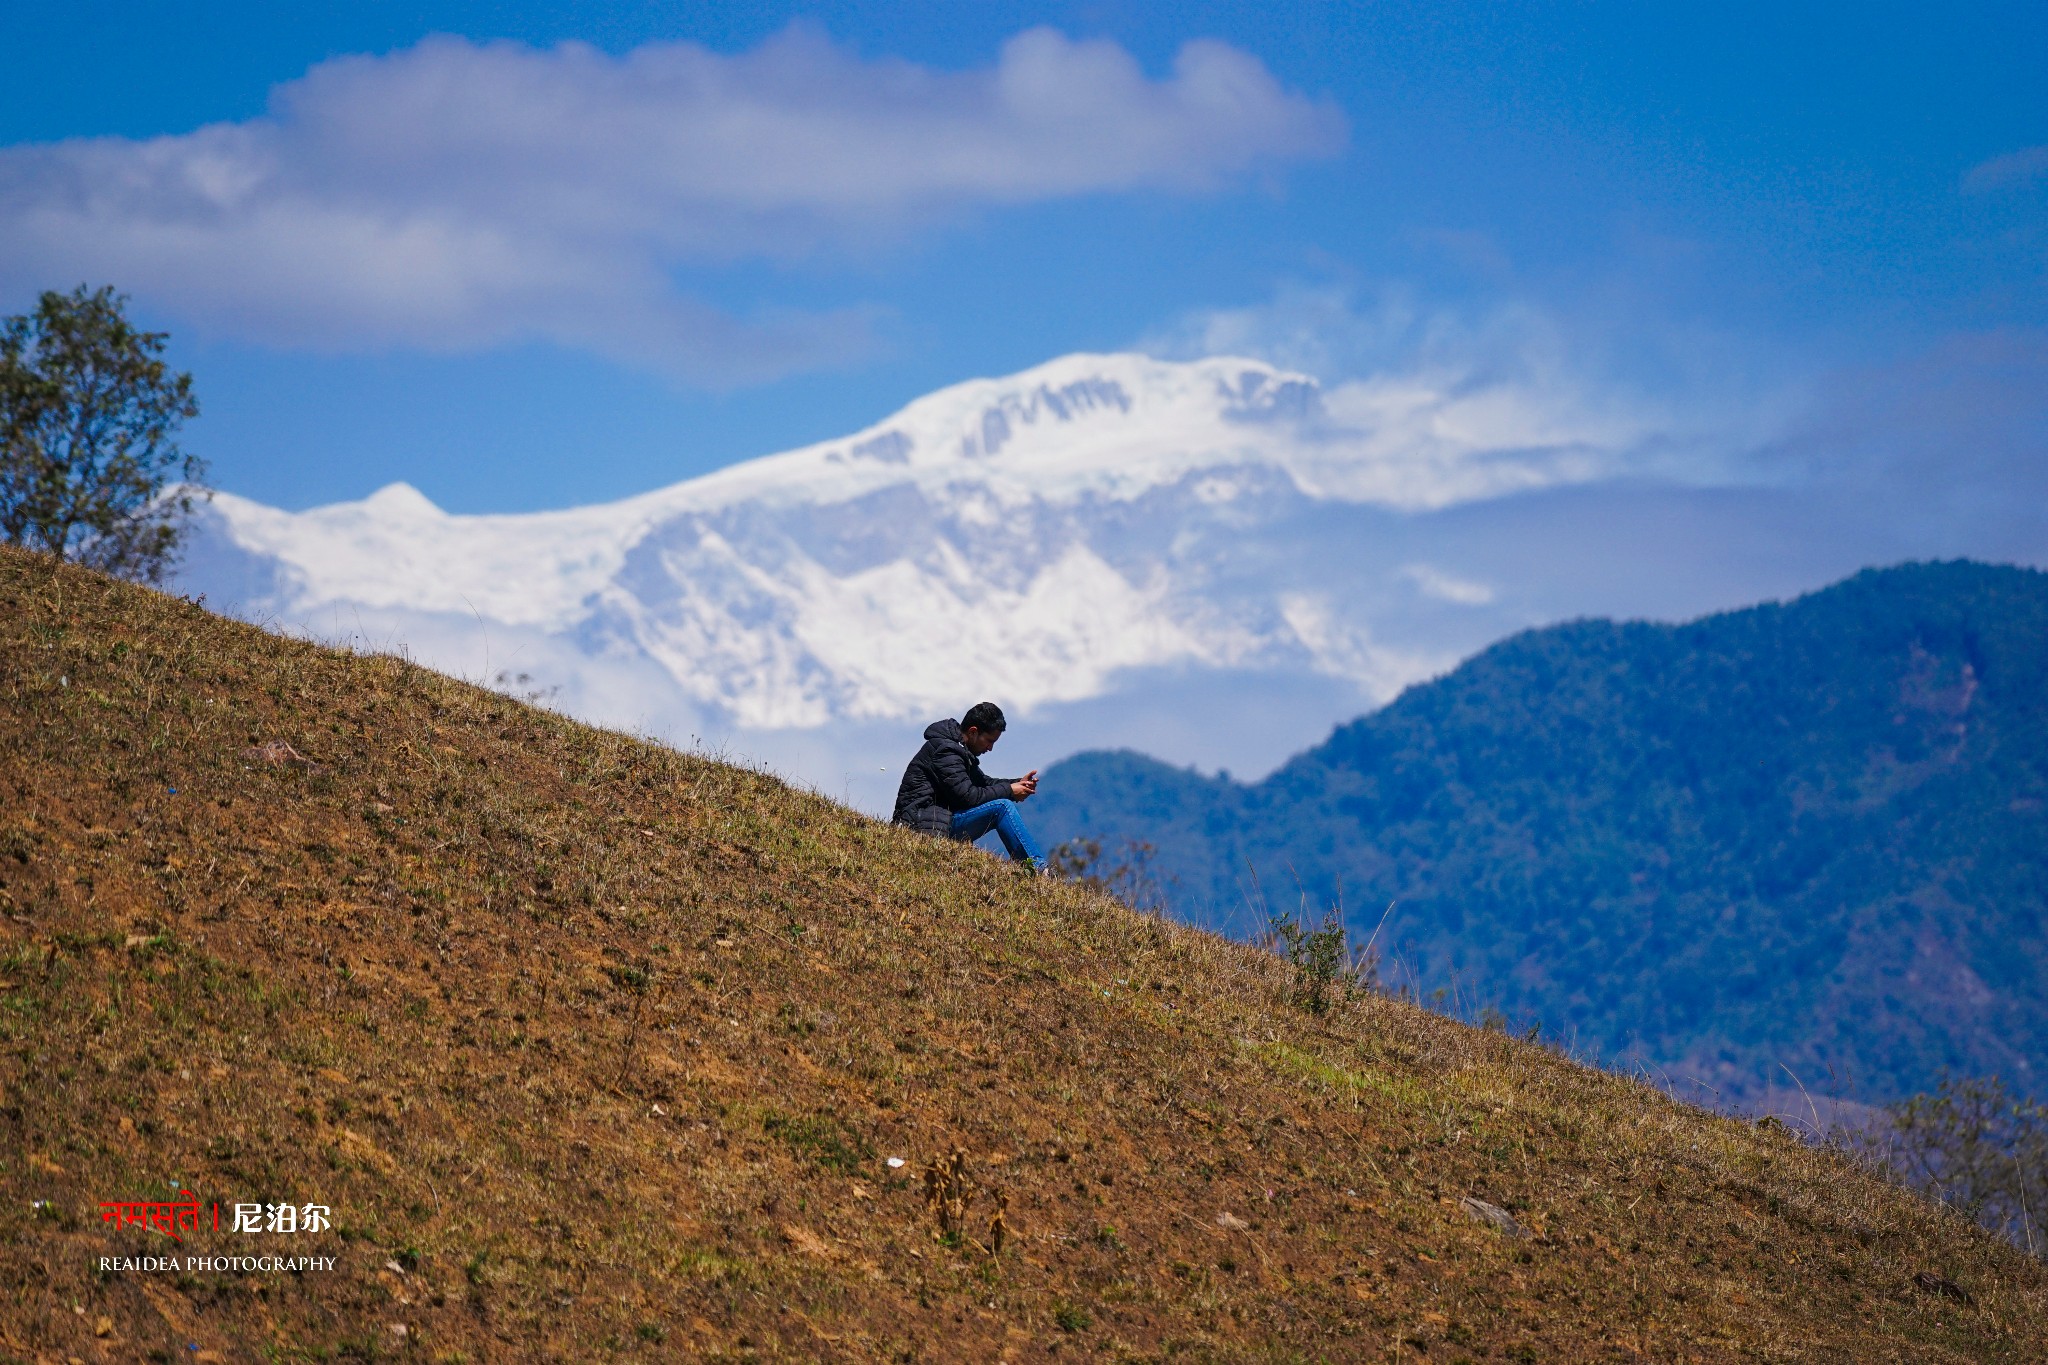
xmin=1033 ymin=561 xmax=2048 ymax=1105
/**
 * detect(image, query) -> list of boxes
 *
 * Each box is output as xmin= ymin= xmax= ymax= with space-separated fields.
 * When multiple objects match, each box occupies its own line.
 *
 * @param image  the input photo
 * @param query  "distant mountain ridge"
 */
xmin=1032 ymin=561 xmax=2048 ymax=1104
xmin=177 ymin=352 xmax=1447 ymax=730
xmin=178 ymin=348 xmax=1790 ymax=803
xmin=174 ymin=349 xmax=2006 ymax=809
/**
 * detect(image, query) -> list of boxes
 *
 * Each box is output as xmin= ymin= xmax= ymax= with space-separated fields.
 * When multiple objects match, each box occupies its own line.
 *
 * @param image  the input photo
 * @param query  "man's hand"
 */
xmin=1010 ymin=770 xmax=1040 ymax=801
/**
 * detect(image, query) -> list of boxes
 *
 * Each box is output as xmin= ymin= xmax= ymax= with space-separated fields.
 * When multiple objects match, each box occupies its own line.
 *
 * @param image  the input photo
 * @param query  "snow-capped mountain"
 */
xmin=175 ymin=351 xmax=1886 ymax=808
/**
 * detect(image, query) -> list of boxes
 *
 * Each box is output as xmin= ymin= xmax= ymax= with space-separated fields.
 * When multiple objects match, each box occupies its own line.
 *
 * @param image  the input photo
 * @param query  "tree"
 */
xmin=0 ymin=285 xmax=207 ymax=583
xmin=1049 ymin=836 xmax=1169 ymax=915
xmin=1862 ymin=1074 xmax=2048 ymax=1258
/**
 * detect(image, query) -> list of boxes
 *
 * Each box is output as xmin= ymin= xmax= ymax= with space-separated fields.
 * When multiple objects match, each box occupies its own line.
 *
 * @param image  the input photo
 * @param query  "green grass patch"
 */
xmin=1246 ymin=1038 xmax=1429 ymax=1108
xmin=762 ymin=1109 xmax=873 ymax=1175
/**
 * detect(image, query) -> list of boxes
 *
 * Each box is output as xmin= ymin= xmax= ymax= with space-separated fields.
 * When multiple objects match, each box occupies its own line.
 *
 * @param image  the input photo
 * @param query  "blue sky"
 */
xmin=2 ymin=1 xmax=2043 ymax=515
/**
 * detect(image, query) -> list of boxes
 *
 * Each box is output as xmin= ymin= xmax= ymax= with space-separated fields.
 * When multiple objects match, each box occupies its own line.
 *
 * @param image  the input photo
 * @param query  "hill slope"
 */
xmin=2 ymin=546 xmax=2044 ymax=1362
xmin=1034 ymin=562 xmax=2048 ymax=1106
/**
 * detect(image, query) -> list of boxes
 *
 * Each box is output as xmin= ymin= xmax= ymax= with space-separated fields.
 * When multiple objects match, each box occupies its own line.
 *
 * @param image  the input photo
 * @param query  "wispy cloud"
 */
xmin=1763 ymin=328 xmax=2048 ymax=557
xmin=1145 ymin=278 xmax=2048 ymax=574
xmin=1143 ymin=281 xmax=1792 ymax=507
xmin=1964 ymin=144 xmax=2048 ymax=193
xmin=0 ymin=27 xmax=1343 ymax=382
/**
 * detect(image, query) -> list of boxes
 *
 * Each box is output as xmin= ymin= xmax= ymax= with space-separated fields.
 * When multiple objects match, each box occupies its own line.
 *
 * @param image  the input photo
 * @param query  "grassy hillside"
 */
xmin=1034 ymin=562 xmax=2048 ymax=1106
xmin=2 ymin=545 xmax=2044 ymax=1363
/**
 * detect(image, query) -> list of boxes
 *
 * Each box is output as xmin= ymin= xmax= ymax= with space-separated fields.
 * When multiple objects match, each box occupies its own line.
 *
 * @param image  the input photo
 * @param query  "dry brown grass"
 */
xmin=1 ymin=543 xmax=2043 ymax=1363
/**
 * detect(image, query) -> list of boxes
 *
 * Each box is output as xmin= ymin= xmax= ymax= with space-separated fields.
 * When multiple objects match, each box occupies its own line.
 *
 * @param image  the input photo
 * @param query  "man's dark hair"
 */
xmin=961 ymin=701 xmax=1006 ymax=734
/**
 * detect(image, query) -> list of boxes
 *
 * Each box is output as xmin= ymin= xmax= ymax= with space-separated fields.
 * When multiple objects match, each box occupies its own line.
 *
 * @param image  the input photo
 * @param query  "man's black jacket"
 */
xmin=891 ymin=718 xmax=1016 ymax=838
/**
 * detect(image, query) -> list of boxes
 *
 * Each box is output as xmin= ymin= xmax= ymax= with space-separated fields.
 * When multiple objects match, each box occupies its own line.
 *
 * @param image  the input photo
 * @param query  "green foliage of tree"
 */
xmin=0 ymin=285 xmax=207 ymax=583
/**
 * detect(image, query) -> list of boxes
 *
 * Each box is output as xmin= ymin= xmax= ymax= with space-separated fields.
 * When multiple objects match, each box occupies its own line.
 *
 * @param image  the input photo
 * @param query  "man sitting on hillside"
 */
xmin=891 ymin=702 xmax=1048 ymax=872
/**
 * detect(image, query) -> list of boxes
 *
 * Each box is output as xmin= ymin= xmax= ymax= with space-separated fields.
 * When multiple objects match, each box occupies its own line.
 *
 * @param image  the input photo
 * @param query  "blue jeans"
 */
xmin=951 ymin=799 xmax=1046 ymax=867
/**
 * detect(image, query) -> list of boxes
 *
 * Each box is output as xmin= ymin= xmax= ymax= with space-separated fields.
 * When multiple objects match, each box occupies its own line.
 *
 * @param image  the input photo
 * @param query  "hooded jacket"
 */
xmin=891 ymin=718 xmax=1016 ymax=838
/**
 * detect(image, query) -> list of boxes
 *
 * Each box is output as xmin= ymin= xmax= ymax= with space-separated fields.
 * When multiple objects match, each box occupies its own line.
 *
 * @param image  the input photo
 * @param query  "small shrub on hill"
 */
xmin=1264 ymin=903 xmax=1376 ymax=1015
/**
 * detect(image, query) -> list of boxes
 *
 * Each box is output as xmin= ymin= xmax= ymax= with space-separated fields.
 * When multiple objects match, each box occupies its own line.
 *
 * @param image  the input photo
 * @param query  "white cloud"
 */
xmin=1964 ymin=144 xmax=2048 ymax=193
xmin=0 ymin=27 xmax=1342 ymax=381
xmin=1143 ymin=279 xmax=1809 ymax=505
xmin=1151 ymin=279 xmax=2048 ymax=569
xmin=1399 ymin=563 xmax=1495 ymax=606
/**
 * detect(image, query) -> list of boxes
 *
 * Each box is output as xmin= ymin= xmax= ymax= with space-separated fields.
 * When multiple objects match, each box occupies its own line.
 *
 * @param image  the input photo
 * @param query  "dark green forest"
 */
xmin=1034 ymin=562 xmax=2048 ymax=1106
